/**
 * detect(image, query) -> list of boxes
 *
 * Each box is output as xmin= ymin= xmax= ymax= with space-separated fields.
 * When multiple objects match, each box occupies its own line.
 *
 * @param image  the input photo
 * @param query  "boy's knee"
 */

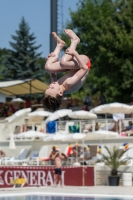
xmin=45 ymin=63 xmax=52 ymax=72
xmin=60 ymin=58 xmax=67 ymax=68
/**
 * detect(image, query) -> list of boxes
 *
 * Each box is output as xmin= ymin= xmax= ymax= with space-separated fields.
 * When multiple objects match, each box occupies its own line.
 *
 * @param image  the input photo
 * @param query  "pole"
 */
xmin=81 ymin=119 xmax=85 ymax=186
xmin=50 ymin=0 xmax=57 ymax=52
xmin=29 ymin=81 xmax=32 ymax=107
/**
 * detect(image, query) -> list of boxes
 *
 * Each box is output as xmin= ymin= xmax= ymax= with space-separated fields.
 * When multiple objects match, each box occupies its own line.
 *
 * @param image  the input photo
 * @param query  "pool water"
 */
xmin=0 ymin=196 xmax=132 ymax=200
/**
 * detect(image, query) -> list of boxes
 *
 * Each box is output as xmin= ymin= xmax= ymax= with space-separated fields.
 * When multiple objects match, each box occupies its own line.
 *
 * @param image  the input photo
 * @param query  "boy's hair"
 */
xmin=43 ymin=93 xmax=62 ymax=112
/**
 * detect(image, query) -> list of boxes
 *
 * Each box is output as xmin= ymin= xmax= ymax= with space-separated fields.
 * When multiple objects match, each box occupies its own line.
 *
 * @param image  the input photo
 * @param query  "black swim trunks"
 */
xmin=55 ymin=168 xmax=62 ymax=175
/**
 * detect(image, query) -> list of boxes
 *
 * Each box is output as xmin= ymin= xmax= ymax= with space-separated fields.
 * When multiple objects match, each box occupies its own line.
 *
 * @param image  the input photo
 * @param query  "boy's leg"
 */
xmin=45 ymin=32 xmax=66 ymax=73
xmin=60 ymin=29 xmax=81 ymax=70
xmin=45 ymin=30 xmax=88 ymax=73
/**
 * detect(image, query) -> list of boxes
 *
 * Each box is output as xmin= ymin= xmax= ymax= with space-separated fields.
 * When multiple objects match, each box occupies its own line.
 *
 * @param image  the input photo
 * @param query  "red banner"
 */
xmin=0 ymin=166 xmax=94 ymax=187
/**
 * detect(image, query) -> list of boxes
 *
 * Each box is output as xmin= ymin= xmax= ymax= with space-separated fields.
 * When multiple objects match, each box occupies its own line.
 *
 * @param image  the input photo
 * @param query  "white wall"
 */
xmin=0 ymin=92 xmax=15 ymax=103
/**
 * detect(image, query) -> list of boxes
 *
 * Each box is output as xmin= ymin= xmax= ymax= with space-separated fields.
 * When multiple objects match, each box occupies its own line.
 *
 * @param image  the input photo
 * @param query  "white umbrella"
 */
xmin=72 ymin=133 xmax=86 ymax=140
xmin=90 ymin=105 xmax=107 ymax=114
xmin=68 ymin=110 xmax=97 ymax=119
xmin=53 ymin=134 xmax=65 ymax=141
xmin=90 ymin=103 xmax=132 ymax=114
xmin=15 ymin=108 xmax=31 ymax=117
xmin=90 ymin=103 xmax=132 ymax=132
xmin=28 ymin=110 xmax=51 ymax=117
xmin=52 ymin=133 xmax=85 ymax=141
xmin=61 ymin=134 xmax=73 ymax=141
xmin=85 ymin=130 xmax=119 ymax=140
xmin=45 ymin=109 xmax=72 ymax=123
xmin=5 ymin=108 xmax=31 ymax=123
xmin=9 ymin=133 xmax=16 ymax=149
xmin=11 ymin=98 xmax=25 ymax=103
xmin=43 ymin=135 xmax=54 ymax=141
xmin=9 ymin=133 xmax=16 ymax=157
xmin=68 ymin=110 xmax=97 ymax=133
xmin=17 ymin=130 xmax=47 ymax=139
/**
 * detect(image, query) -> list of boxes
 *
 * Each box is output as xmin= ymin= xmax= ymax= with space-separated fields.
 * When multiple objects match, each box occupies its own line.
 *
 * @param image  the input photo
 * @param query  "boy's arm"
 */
xmin=65 ymin=48 xmax=88 ymax=85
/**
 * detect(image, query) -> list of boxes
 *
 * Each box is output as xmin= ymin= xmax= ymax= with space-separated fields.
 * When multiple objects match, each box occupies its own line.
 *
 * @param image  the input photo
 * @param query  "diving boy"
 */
xmin=43 ymin=29 xmax=91 ymax=111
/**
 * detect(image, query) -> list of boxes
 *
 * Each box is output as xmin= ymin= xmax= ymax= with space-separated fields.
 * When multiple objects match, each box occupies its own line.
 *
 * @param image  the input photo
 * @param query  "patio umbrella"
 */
xmin=90 ymin=103 xmax=132 ymax=114
xmin=28 ymin=110 xmax=51 ymax=131
xmin=90 ymin=103 xmax=132 ymax=132
xmin=53 ymin=134 xmax=65 ymax=141
xmin=68 ymin=110 xmax=97 ymax=133
xmin=61 ymin=134 xmax=73 ymax=141
xmin=85 ymin=130 xmax=119 ymax=140
xmin=9 ymin=133 xmax=16 ymax=157
xmin=17 ymin=130 xmax=47 ymax=139
xmin=68 ymin=110 xmax=97 ymax=119
xmin=11 ymin=98 xmax=25 ymax=103
xmin=6 ymin=108 xmax=31 ymax=123
xmin=45 ymin=109 xmax=72 ymax=123
xmin=43 ymin=135 xmax=54 ymax=142
xmin=28 ymin=110 xmax=51 ymax=117
xmin=5 ymin=108 xmax=32 ymax=143
xmin=52 ymin=133 xmax=86 ymax=142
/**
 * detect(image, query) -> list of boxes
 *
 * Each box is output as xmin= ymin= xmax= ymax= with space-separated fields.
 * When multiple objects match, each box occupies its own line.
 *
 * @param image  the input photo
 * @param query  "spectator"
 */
xmin=0 ymin=149 xmax=6 ymax=158
xmin=95 ymin=122 xmax=100 ymax=131
xmin=25 ymin=98 xmax=31 ymax=108
xmin=49 ymin=146 xmax=59 ymax=164
xmin=98 ymin=92 xmax=106 ymax=105
xmin=66 ymin=99 xmax=72 ymax=109
xmin=69 ymin=147 xmax=78 ymax=157
xmin=82 ymin=103 xmax=89 ymax=111
xmin=83 ymin=94 xmax=92 ymax=108
xmin=125 ymin=121 xmax=133 ymax=131
xmin=79 ymin=147 xmax=91 ymax=161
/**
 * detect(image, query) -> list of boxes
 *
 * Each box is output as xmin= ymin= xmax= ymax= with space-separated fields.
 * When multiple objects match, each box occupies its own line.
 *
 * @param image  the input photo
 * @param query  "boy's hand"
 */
xmin=46 ymin=52 xmax=55 ymax=60
xmin=66 ymin=48 xmax=76 ymax=56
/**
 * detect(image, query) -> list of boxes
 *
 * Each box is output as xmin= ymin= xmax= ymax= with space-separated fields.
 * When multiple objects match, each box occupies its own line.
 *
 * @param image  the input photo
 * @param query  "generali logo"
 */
xmin=1 ymin=170 xmax=66 ymax=186
xmin=0 ymin=170 xmax=4 ymax=185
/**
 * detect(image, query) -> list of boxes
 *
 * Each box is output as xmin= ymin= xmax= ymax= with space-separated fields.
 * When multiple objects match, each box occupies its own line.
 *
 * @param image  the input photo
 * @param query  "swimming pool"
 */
xmin=0 ymin=196 xmax=132 ymax=200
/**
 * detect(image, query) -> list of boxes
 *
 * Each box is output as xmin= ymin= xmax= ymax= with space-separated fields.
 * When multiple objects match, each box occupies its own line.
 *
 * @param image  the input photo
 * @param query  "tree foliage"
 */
xmin=0 ymin=48 xmax=10 ymax=80
xmin=1 ymin=17 xmax=45 ymax=81
xmin=62 ymin=0 xmax=133 ymax=103
xmin=99 ymin=146 xmax=131 ymax=175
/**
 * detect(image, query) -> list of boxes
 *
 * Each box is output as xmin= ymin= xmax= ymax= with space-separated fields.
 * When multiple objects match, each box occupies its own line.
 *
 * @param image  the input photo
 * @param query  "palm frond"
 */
xmin=98 ymin=145 xmax=131 ymax=173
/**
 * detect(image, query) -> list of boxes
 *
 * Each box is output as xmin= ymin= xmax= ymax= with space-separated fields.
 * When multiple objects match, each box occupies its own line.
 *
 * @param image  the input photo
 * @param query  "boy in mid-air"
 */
xmin=43 ymin=29 xmax=91 ymax=111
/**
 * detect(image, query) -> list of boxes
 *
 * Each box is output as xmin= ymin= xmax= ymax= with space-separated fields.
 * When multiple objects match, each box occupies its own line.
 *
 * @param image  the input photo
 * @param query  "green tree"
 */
xmin=1 ymin=17 xmax=44 ymax=81
xmin=0 ymin=48 xmax=9 ymax=80
xmin=62 ymin=0 xmax=133 ymax=103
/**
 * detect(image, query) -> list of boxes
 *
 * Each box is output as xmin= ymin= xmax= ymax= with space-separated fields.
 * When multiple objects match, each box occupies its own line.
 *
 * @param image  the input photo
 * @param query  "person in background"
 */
xmin=0 ymin=149 xmax=6 ymax=158
xmin=78 ymin=147 xmax=91 ymax=161
xmin=49 ymin=146 xmax=59 ymax=164
xmin=83 ymin=93 xmax=92 ymax=108
xmin=95 ymin=122 xmax=100 ymax=131
xmin=82 ymin=103 xmax=89 ymax=111
xmin=126 ymin=121 xmax=133 ymax=131
xmin=54 ymin=154 xmax=63 ymax=187
xmin=98 ymin=92 xmax=106 ymax=105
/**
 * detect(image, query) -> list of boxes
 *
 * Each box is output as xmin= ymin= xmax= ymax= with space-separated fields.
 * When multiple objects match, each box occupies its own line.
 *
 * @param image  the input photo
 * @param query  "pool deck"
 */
xmin=0 ymin=186 xmax=133 ymax=198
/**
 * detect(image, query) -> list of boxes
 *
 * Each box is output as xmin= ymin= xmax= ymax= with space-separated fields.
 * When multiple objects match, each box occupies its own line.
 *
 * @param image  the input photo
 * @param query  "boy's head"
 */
xmin=43 ymin=82 xmax=63 ymax=112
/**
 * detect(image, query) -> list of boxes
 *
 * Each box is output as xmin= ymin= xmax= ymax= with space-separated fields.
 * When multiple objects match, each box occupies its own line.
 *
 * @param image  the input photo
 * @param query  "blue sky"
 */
xmin=0 ymin=0 xmax=79 ymax=57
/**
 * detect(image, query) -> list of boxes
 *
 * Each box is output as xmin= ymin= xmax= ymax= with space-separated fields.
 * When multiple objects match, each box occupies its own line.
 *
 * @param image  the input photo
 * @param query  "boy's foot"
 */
xmin=64 ymin=29 xmax=80 ymax=44
xmin=52 ymin=32 xmax=66 ymax=48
